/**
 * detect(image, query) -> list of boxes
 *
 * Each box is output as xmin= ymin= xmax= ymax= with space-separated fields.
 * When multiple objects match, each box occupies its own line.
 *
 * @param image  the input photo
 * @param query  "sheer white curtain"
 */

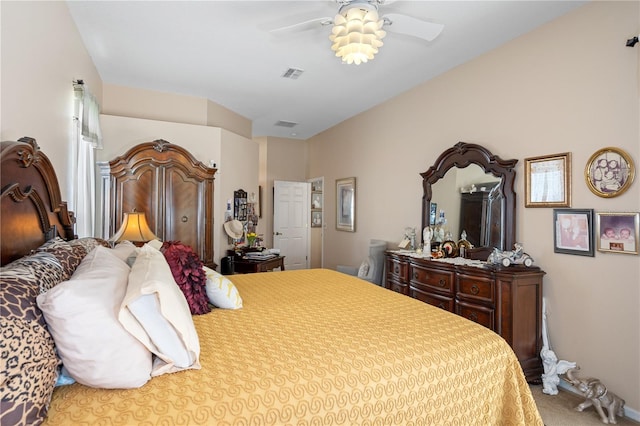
xmin=71 ymin=83 xmax=103 ymax=237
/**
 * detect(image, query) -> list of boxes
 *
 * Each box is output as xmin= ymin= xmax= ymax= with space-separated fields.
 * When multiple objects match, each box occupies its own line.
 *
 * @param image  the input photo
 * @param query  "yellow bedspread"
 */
xmin=44 ymin=269 xmax=542 ymax=425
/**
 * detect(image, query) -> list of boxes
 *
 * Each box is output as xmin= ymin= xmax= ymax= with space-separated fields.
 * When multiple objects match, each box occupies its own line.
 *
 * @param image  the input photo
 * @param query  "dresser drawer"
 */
xmin=409 ymin=265 xmax=454 ymax=295
xmin=387 ymin=278 xmax=408 ymax=295
xmin=387 ymin=257 xmax=408 ymax=281
xmin=410 ymin=286 xmax=454 ymax=311
xmin=456 ymin=300 xmax=495 ymax=330
xmin=457 ymin=274 xmax=495 ymax=304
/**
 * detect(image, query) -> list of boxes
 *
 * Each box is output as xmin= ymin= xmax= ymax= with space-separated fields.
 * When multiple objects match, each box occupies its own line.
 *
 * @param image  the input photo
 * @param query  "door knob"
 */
xmin=275 ymin=232 xmax=283 ymax=235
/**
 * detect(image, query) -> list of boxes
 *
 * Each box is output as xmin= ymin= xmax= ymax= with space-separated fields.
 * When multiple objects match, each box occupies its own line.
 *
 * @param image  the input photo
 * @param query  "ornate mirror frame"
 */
xmin=421 ymin=142 xmax=518 ymax=253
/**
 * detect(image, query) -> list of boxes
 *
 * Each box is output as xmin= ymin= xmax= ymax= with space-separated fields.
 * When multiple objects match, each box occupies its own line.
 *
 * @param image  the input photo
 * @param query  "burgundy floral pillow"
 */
xmin=160 ymin=242 xmax=210 ymax=315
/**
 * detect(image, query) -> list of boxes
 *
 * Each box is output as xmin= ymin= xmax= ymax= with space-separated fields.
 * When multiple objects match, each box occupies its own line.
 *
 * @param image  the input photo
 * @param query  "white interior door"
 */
xmin=273 ymin=180 xmax=310 ymax=270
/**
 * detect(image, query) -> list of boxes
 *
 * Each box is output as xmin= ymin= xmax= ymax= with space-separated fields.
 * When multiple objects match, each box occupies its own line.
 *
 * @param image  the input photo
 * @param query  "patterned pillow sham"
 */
xmin=6 ymin=252 xmax=65 ymax=294
xmin=0 ymin=240 xmax=79 ymax=426
xmin=0 ymin=316 xmax=59 ymax=426
xmin=36 ymin=237 xmax=83 ymax=280
xmin=160 ymin=241 xmax=210 ymax=315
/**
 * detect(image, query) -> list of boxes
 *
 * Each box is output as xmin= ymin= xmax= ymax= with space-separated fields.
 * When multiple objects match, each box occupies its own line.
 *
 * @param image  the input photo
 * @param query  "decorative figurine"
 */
xmin=540 ymin=298 xmax=576 ymax=395
xmin=565 ymin=367 xmax=626 ymax=424
xmin=486 ymin=242 xmax=535 ymax=267
xmin=423 ymin=226 xmax=432 ymax=256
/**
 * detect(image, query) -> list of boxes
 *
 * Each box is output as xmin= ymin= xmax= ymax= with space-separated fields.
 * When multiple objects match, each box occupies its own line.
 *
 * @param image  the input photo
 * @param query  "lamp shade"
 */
xmin=329 ymin=2 xmax=386 ymax=65
xmin=110 ymin=212 xmax=158 ymax=244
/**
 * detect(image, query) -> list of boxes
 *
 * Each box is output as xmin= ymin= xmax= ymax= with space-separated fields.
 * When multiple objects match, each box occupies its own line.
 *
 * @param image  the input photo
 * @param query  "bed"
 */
xmin=1 ymin=138 xmax=543 ymax=425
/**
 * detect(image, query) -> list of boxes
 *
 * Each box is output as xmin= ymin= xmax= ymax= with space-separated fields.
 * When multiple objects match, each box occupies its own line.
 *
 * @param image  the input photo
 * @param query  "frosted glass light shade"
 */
xmin=110 ymin=212 xmax=158 ymax=243
xmin=329 ymin=3 xmax=386 ymax=65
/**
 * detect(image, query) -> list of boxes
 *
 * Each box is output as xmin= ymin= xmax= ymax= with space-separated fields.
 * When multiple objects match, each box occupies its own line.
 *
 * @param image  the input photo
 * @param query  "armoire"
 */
xmin=100 ymin=139 xmax=217 ymax=268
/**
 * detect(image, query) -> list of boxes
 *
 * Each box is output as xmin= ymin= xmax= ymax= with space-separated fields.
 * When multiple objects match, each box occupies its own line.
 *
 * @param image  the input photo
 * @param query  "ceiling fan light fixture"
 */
xmin=329 ymin=2 xmax=386 ymax=65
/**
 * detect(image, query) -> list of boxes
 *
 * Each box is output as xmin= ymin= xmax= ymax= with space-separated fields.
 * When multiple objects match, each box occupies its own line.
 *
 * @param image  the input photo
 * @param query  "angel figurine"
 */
xmin=423 ymin=227 xmax=433 ymax=256
xmin=540 ymin=298 xmax=576 ymax=395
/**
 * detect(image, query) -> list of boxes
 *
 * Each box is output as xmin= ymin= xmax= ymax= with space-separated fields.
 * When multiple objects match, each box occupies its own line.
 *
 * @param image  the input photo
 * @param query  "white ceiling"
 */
xmin=67 ymin=1 xmax=587 ymax=140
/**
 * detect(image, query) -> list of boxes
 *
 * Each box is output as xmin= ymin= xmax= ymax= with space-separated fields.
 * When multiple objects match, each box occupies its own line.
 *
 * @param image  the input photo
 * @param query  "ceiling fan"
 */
xmin=270 ymin=0 xmax=444 ymax=65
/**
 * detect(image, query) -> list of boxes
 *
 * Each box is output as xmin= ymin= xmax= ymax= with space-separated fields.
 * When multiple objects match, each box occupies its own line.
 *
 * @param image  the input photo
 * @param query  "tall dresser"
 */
xmin=101 ymin=139 xmax=217 ymax=268
xmin=385 ymin=251 xmax=544 ymax=382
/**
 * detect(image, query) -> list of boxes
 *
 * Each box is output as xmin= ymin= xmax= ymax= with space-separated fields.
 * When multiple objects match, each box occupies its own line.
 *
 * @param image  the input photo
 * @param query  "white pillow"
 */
xmin=203 ymin=266 xmax=243 ymax=309
xmin=110 ymin=240 xmax=138 ymax=262
xmin=119 ymin=243 xmax=201 ymax=376
xmin=37 ymin=246 xmax=152 ymax=389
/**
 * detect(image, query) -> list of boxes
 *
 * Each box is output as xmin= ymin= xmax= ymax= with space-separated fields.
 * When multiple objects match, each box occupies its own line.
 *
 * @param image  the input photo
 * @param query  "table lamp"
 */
xmin=110 ymin=211 xmax=158 ymax=246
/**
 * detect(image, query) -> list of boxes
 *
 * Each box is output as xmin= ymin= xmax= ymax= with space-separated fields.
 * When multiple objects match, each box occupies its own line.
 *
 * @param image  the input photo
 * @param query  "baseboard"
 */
xmin=558 ymin=380 xmax=640 ymax=422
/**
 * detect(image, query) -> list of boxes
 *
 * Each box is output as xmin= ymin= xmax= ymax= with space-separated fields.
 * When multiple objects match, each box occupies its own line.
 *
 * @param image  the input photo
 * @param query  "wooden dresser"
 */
xmin=385 ymin=251 xmax=544 ymax=382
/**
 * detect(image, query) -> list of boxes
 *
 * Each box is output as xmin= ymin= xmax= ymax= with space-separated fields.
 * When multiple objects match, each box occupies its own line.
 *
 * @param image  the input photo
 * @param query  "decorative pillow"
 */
xmin=3 ymin=251 xmax=64 ymax=295
xmin=36 ymin=237 xmax=83 ymax=280
xmin=120 ymin=243 xmax=201 ymax=376
xmin=1 ymin=264 xmax=48 ymax=324
xmin=203 ymin=266 xmax=243 ymax=310
xmin=357 ymin=256 xmax=373 ymax=280
xmin=0 ymin=316 xmax=59 ymax=426
xmin=160 ymin=241 xmax=210 ymax=315
xmin=0 ymin=252 xmax=66 ymax=426
xmin=67 ymin=237 xmax=110 ymax=255
xmin=37 ymin=246 xmax=152 ymax=389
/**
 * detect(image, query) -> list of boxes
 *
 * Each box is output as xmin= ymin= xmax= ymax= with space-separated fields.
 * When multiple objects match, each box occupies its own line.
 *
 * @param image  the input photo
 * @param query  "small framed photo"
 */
xmin=525 ymin=152 xmax=571 ymax=207
xmin=336 ymin=177 xmax=356 ymax=232
xmin=596 ymin=212 xmax=639 ymax=255
xmin=311 ymin=192 xmax=322 ymax=210
xmin=553 ymin=208 xmax=595 ymax=256
xmin=429 ymin=202 xmax=438 ymax=225
xmin=311 ymin=211 xmax=322 ymax=228
xmin=585 ymin=147 xmax=635 ymax=198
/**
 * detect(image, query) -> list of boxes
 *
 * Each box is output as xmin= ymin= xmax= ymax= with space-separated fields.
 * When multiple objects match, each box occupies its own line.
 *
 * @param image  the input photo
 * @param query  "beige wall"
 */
xmin=0 ymin=1 xmax=102 ymax=202
xmin=101 ymin=83 xmax=252 ymax=140
xmin=258 ymin=136 xmax=309 ymax=248
xmin=308 ymin=1 xmax=640 ymax=414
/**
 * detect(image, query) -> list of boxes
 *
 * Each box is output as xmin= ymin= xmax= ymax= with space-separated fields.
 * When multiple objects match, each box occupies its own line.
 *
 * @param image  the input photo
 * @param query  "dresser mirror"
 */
xmin=421 ymin=142 xmax=518 ymax=256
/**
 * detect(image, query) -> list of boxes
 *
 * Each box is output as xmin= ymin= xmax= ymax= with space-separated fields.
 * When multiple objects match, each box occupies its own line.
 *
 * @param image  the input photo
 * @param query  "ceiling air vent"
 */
xmin=275 ymin=120 xmax=298 ymax=128
xmin=281 ymin=68 xmax=304 ymax=80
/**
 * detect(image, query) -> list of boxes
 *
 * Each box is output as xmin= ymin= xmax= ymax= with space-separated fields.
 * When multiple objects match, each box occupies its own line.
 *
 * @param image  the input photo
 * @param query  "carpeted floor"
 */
xmin=530 ymin=384 xmax=639 ymax=426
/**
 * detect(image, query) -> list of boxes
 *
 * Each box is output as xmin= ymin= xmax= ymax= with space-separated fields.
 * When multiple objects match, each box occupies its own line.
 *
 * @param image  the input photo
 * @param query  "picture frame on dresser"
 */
xmin=596 ymin=212 xmax=639 ymax=255
xmin=553 ymin=208 xmax=595 ymax=256
xmin=524 ymin=152 xmax=571 ymax=208
xmin=336 ymin=177 xmax=356 ymax=232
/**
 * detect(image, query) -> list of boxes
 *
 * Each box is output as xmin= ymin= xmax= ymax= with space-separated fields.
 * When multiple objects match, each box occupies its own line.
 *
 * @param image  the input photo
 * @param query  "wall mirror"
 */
xmin=421 ymin=142 xmax=517 ymax=256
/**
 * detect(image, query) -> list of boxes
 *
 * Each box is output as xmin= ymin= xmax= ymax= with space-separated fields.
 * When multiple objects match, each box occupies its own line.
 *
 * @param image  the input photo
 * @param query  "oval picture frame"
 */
xmin=584 ymin=147 xmax=635 ymax=198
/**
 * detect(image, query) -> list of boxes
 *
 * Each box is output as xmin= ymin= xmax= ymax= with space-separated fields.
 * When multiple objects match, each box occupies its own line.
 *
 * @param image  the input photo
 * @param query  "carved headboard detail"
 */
xmin=1 ymin=137 xmax=76 ymax=265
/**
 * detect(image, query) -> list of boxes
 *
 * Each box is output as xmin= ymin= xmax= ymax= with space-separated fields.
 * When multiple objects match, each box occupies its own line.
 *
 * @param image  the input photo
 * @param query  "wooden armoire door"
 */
xmin=106 ymin=139 xmax=216 ymax=268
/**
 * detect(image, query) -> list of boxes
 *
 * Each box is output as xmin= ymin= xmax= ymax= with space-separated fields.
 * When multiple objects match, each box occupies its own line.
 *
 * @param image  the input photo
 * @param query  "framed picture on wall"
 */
xmin=585 ymin=147 xmax=635 ymax=198
xmin=596 ymin=212 xmax=639 ymax=255
xmin=311 ymin=211 xmax=322 ymax=228
xmin=336 ymin=177 xmax=356 ymax=232
xmin=524 ymin=152 xmax=571 ymax=207
xmin=553 ymin=208 xmax=595 ymax=256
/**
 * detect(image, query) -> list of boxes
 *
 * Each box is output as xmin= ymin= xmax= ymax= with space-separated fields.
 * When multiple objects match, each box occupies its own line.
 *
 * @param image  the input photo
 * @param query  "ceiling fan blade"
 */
xmin=382 ymin=13 xmax=444 ymax=42
xmin=269 ymin=17 xmax=334 ymax=36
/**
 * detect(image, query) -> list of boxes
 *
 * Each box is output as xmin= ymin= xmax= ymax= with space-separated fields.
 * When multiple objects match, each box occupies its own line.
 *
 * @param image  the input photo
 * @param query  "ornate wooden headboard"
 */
xmin=1 ymin=137 xmax=76 ymax=265
xmin=102 ymin=139 xmax=217 ymax=268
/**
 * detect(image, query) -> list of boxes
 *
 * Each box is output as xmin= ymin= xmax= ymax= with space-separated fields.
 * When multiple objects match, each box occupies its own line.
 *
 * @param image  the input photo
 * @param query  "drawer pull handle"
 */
xmin=394 ymin=265 xmax=399 ymax=273
xmin=469 ymin=313 xmax=479 ymax=322
xmin=413 ymin=271 xmax=419 ymax=279
xmin=438 ymin=303 xmax=446 ymax=309
xmin=470 ymin=285 xmax=479 ymax=295
xmin=438 ymin=279 xmax=446 ymax=287
xmin=181 ymin=215 xmax=188 ymax=222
